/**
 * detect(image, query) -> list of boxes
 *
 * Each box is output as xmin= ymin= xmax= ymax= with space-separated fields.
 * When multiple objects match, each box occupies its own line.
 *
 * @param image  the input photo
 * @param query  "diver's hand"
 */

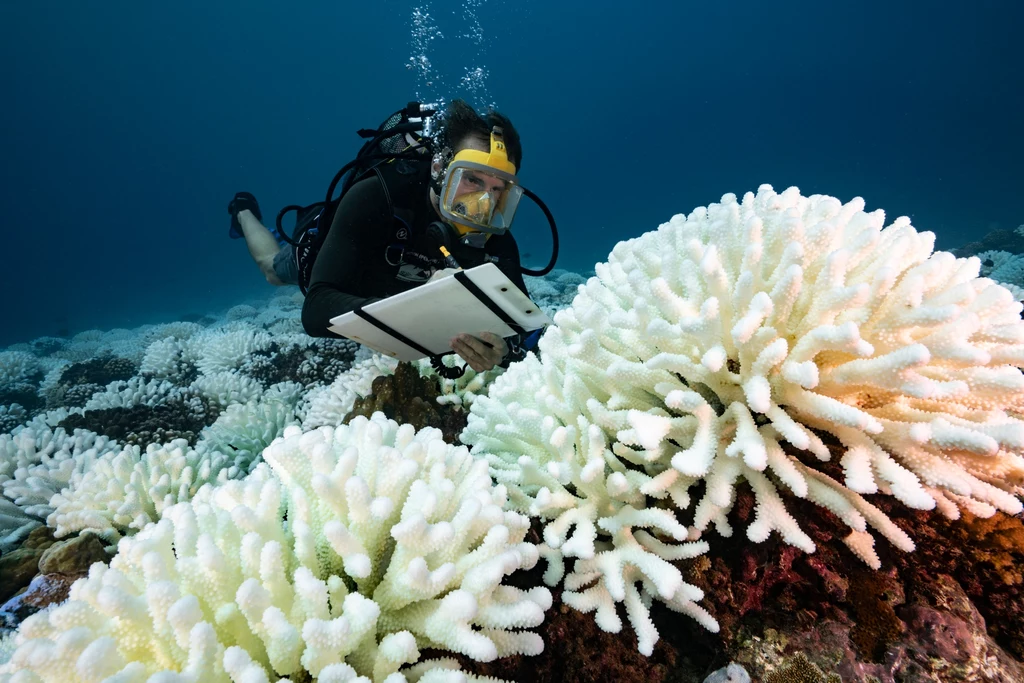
xmin=428 ymin=267 xmax=461 ymax=283
xmin=450 ymin=331 xmax=507 ymax=373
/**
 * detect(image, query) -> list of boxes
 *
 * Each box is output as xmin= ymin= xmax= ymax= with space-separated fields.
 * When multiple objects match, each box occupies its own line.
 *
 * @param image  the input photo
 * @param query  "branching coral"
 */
xmin=301 ymin=355 xmax=400 ymax=430
xmin=83 ymin=377 xmax=185 ymax=411
xmin=414 ymin=357 xmax=505 ymax=409
xmin=48 ymin=396 xmax=300 ymax=544
xmin=462 ymin=185 xmax=1024 ymax=653
xmin=1 ymin=413 xmax=550 ymax=682
xmin=191 ymin=327 xmax=273 ymax=376
xmin=0 ymin=427 xmax=120 ymax=550
xmin=0 ymin=351 xmax=42 ymax=390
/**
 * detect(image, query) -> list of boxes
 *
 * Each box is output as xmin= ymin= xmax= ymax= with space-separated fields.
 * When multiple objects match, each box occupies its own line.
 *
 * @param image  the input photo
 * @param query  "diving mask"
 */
xmin=438 ymin=127 xmax=523 ymax=236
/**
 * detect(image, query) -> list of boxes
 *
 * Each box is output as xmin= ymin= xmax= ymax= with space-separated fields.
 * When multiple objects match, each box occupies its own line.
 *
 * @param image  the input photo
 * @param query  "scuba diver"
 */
xmin=226 ymin=99 xmax=558 ymax=373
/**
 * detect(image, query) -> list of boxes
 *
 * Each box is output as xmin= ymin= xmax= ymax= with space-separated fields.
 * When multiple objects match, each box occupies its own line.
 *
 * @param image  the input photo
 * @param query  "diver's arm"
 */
xmin=301 ymin=179 xmax=389 ymax=338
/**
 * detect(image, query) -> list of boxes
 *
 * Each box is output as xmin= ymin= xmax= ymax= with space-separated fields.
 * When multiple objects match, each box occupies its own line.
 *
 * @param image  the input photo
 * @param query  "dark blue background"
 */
xmin=1 ymin=1 xmax=1021 ymax=346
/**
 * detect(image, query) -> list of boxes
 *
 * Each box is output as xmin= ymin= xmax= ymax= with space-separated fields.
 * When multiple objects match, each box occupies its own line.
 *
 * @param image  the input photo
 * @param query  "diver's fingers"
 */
xmin=476 ymin=331 xmax=508 ymax=358
xmin=451 ymin=334 xmax=499 ymax=372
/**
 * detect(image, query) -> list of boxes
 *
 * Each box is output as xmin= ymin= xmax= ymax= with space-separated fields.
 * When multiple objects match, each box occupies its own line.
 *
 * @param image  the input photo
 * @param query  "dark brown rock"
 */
xmin=345 ymin=362 xmax=468 ymax=444
xmin=0 ymin=547 xmax=44 ymax=604
xmin=0 ymin=572 xmax=85 ymax=628
xmin=38 ymin=534 xmax=110 ymax=575
xmin=20 ymin=525 xmax=56 ymax=551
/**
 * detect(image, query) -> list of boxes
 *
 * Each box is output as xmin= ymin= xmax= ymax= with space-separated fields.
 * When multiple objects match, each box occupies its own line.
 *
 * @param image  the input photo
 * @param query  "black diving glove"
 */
xmin=227 ymin=192 xmax=262 ymax=239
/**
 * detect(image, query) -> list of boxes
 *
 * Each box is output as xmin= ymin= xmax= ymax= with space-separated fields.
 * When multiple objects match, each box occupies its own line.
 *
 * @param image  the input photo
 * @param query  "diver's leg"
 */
xmin=238 ymin=209 xmax=286 ymax=285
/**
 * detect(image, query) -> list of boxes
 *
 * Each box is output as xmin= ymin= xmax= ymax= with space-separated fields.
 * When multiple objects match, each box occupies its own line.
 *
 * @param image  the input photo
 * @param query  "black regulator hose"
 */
xmin=520 ymin=187 xmax=559 ymax=277
xmin=275 ymin=203 xmax=325 ymax=247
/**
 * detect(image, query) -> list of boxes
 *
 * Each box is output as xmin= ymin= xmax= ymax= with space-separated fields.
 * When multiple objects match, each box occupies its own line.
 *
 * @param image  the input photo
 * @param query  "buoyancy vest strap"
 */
xmin=372 ymin=167 xmax=395 ymax=219
xmin=453 ymin=271 xmax=527 ymax=336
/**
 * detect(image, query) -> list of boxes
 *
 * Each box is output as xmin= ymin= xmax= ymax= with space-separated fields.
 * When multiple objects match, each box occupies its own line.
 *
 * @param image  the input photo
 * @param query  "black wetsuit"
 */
xmin=301 ymin=169 xmax=529 ymax=347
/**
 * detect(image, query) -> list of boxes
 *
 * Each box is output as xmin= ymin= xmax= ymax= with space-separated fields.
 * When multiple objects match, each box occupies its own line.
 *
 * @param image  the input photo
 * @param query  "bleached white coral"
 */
xmin=139 ymin=336 xmax=190 ymax=380
xmin=301 ymin=355 xmax=399 ymax=429
xmin=48 ymin=398 xmax=298 ymax=544
xmin=0 ymin=404 xmax=27 ymax=434
xmin=526 ymin=269 xmax=588 ymax=319
xmin=0 ymin=631 xmax=15 ymax=667
xmin=53 ymin=329 xmax=150 ymax=365
xmin=988 ymin=252 xmax=1024 ymax=289
xmin=19 ymin=407 xmax=80 ymax=432
xmin=0 ymin=497 xmax=39 ymax=553
xmin=47 ymin=438 xmax=240 ymax=545
xmin=226 ymin=303 xmax=259 ymax=320
xmin=265 ymin=316 xmax=305 ymax=335
xmin=0 ymin=350 xmax=39 ymax=388
xmin=71 ymin=330 xmax=104 ymax=343
xmin=298 ymin=348 xmax=497 ymax=424
xmin=999 ymin=282 xmax=1024 ymax=302
xmin=0 ymin=426 xmax=120 ymax=550
xmin=38 ymin=360 xmax=72 ymax=400
xmin=414 ymin=356 xmax=505 ymax=409
xmin=262 ymin=380 xmax=307 ymax=408
xmin=138 ymin=320 xmax=205 ymax=345
xmin=462 ymin=185 xmax=1024 ymax=652
xmin=50 ymin=340 xmax=102 ymax=363
xmin=51 ymin=329 xmax=149 ymax=364
xmin=83 ymin=376 xmax=184 ymax=411
xmin=3 ymin=413 xmax=551 ymax=682
xmin=191 ymin=327 xmax=273 ymax=376
xmin=251 ymin=301 xmax=302 ymax=331
xmin=196 ymin=396 xmax=300 ymax=467
xmin=98 ymin=338 xmax=149 ymax=364
xmin=976 ymin=250 xmax=1015 ymax=278
xmin=190 ymin=370 xmax=265 ymax=408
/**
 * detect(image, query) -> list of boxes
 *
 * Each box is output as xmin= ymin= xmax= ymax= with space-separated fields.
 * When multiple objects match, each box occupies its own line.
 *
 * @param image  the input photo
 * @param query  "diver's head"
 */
xmin=430 ymin=100 xmax=524 ymax=242
xmin=432 ymin=99 xmax=523 ymax=174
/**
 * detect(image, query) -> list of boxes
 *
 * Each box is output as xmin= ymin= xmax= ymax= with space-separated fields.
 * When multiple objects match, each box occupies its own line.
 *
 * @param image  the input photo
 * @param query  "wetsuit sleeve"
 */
xmin=301 ymin=178 xmax=390 ymax=338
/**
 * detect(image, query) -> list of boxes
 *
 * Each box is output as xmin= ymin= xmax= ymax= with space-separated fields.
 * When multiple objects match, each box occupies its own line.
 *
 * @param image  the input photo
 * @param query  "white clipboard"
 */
xmin=327 ymin=263 xmax=550 ymax=361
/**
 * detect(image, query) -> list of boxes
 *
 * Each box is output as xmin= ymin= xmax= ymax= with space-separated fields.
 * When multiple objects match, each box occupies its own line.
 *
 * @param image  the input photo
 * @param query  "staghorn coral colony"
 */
xmin=0 ymin=185 xmax=1022 ymax=682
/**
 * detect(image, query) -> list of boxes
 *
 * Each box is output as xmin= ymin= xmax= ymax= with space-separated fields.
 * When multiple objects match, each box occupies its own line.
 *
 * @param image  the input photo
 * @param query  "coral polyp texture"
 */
xmin=461 ymin=185 xmax=1024 ymax=653
xmin=0 ymin=413 xmax=551 ymax=682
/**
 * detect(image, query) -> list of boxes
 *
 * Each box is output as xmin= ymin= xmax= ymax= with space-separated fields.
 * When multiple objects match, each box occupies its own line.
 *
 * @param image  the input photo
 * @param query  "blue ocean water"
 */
xmin=0 ymin=0 xmax=1021 ymax=347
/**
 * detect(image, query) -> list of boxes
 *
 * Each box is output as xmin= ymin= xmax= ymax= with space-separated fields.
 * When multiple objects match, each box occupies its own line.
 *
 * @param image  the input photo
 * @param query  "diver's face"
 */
xmin=455 ymin=168 xmax=507 ymax=198
xmin=453 ymin=135 xmax=507 ymax=199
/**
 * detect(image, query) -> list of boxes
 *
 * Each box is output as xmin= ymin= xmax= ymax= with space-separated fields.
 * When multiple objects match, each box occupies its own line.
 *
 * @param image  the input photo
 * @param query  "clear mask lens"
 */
xmin=440 ymin=164 xmax=523 ymax=234
xmin=451 ymin=190 xmax=496 ymax=225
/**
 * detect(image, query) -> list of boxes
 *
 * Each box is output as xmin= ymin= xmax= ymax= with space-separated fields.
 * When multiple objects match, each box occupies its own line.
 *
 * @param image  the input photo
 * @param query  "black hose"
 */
xmin=520 ymin=187 xmax=559 ymax=277
xmin=274 ymin=203 xmax=325 ymax=247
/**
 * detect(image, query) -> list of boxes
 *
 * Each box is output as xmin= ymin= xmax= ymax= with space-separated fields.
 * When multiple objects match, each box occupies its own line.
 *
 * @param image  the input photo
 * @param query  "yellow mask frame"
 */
xmin=438 ymin=127 xmax=523 ymax=237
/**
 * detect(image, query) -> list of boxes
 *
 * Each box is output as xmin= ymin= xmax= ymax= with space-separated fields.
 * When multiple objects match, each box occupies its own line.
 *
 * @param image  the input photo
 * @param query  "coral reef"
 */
xmin=0 ymin=414 xmax=551 ymax=682
xmin=462 ymin=185 xmax=1024 ymax=653
xmin=952 ymin=225 xmax=1024 ymax=260
xmin=0 ymin=199 xmax=1021 ymax=681
xmin=57 ymin=394 xmax=221 ymax=446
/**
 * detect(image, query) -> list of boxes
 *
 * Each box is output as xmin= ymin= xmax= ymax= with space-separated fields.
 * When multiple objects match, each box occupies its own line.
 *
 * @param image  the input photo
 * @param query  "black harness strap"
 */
xmin=454 ymin=271 xmax=528 ymax=336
